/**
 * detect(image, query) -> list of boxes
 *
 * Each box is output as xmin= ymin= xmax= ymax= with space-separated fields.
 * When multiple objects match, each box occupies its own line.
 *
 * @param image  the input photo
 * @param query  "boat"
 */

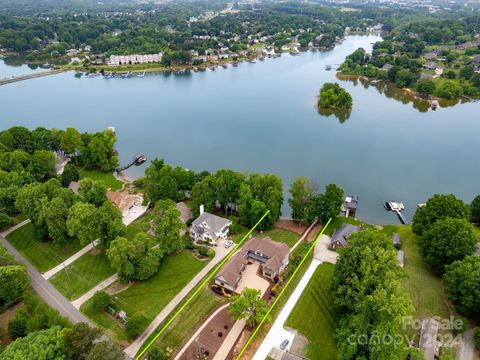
xmin=121 ymin=71 xmax=131 ymax=78
xmin=259 ymin=56 xmax=265 ymax=61
xmin=137 ymin=70 xmax=146 ymax=78
xmin=384 ymin=201 xmax=405 ymax=212
xmin=222 ymin=64 xmax=228 ymax=69
xmin=325 ymin=65 xmax=332 ymax=71
xmin=232 ymin=62 xmax=238 ymax=67
xmin=290 ymin=51 xmax=300 ymax=56
xmin=417 ymin=203 xmax=426 ymax=208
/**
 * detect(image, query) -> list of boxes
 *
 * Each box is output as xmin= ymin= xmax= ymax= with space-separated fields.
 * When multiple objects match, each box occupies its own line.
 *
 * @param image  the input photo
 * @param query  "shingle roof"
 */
xmin=191 ymin=212 xmax=231 ymax=239
xmin=68 ymin=181 xmax=80 ymax=194
xmin=331 ymin=223 xmax=361 ymax=247
xmin=176 ymin=202 xmax=193 ymax=224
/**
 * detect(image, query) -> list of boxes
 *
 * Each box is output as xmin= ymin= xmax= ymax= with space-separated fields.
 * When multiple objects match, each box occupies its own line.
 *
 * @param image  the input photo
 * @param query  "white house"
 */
xmin=189 ymin=208 xmax=232 ymax=245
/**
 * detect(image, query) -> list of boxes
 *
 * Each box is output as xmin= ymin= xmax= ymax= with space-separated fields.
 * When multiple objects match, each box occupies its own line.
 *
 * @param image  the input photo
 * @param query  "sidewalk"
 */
xmin=71 ymin=273 xmax=119 ymax=309
xmin=0 ymin=219 xmax=31 ymax=237
xmin=289 ymin=220 xmax=318 ymax=253
xmin=252 ymin=259 xmax=321 ymax=360
xmin=124 ymin=241 xmax=234 ymax=358
xmin=43 ymin=239 xmax=100 ymax=279
xmin=213 ymin=319 xmax=246 ymax=360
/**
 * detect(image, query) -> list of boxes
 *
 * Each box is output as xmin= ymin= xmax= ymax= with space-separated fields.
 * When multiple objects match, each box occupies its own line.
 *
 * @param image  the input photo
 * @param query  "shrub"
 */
xmin=0 ymin=213 xmax=12 ymax=230
xmin=198 ymin=246 xmax=210 ymax=257
xmin=125 ymin=313 xmax=147 ymax=338
xmin=148 ymin=347 xmax=168 ymax=360
xmin=474 ymin=328 xmax=480 ymax=350
xmin=229 ymin=223 xmax=244 ymax=235
xmin=91 ymin=291 xmax=113 ymax=312
xmin=8 ymin=311 xmax=28 ymax=339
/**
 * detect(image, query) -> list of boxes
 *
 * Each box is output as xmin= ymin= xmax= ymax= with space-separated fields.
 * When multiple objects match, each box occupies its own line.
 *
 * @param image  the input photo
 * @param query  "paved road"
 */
xmin=124 ymin=239 xmax=234 ymax=358
xmin=0 ymin=233 xmax=94 ymax=326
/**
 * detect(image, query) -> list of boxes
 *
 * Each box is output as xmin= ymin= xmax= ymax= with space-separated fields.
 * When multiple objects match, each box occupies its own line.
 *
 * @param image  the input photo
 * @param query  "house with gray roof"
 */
xmin=176 ymin=202 xmax=193 ymax=224
xmin=341 ymin=195 xmax=359 ymax=217
xmin=189 ymin=211 xmax=232 ymax=245
xmin=330 ymin=223 xmax=361 ymax=250
xmin=214 ymin=236 xmax=290 ymax=292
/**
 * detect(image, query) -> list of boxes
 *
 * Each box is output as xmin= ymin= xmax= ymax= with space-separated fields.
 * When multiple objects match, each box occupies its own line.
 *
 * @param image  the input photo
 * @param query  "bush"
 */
xmin=474 ymin=328 xmax=480 ymax=350
xmin=125 ymin=313 xmax=147 ymax=338
xmin=148 ymin=347 xmax=168 ymax=360
xmin=8 ymin=311 xmax=28 ymax=339
xmin=452 ymin=316 xmax=468 ymax=336
xmin=91 ymin=291 xmax=113 ymax=312
xmin=229 ymin=222 xmax=244 ymax=235
xmin=0 ymin=213 xmax=12 ymax=230
xmin=198 ymin=245 xmax=210 ymax=257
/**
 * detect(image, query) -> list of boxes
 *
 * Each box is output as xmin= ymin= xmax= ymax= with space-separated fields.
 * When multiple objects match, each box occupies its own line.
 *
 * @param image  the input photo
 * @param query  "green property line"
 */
xmin=136 ymin=210 xmax=271 ymax=359
xmin=236 ymin=217 xmax=333 ymax=360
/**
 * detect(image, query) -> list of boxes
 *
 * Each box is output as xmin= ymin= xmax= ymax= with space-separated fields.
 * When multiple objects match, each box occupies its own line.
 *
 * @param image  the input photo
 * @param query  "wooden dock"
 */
xmin=394 ymin=209 xmax=407 ymax=224
xmin=0 ymin=69 xmax=67 ymax=86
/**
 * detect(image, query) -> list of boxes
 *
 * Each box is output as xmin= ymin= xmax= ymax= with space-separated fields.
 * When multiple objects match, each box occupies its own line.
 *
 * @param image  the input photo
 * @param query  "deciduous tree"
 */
xmin=153 ymin=199 xmax=185 ymax=254
xmin=229 ymin=288 xmax=269 ymax=327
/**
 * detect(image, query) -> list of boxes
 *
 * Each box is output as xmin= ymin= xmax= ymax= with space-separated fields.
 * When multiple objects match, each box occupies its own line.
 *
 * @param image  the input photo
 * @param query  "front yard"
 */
xmin=49 ymin=249 xmax=116 ymax=300
xmin=79 ymin=168 xmax=123 ymax=190
xmin=285 ymin=263 xmax=339 ymax=360
xmin=81 ymin=250 xmax=211 ymax=345
xmin=6 ymin=223 xmax=83 ymax=272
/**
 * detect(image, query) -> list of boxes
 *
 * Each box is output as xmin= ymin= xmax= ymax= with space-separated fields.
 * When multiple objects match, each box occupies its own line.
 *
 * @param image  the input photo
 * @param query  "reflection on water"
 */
xmin=318 ymin=107 xmax=351 ymax=123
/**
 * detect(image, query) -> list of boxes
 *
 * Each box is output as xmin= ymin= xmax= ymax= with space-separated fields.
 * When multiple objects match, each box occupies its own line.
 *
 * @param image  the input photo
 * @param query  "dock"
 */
xmin=393 ymin=209 xmax=407 ymax=224
xmin=0 ymin=69 xmax=67 ymax=86
xmin=385 ymin=201 xmax=407 ymax=224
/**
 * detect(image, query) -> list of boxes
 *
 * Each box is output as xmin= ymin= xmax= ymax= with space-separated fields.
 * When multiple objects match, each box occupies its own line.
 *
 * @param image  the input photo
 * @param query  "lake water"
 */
xmin=1 ymin=35 xmax=479 ymax=224
xmin=0 ymin=57 xmax=44 ymax=78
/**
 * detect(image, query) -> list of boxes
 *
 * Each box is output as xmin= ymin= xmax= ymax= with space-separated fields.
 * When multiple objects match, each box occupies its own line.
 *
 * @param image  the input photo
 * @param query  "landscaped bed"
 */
xmin=6 ymin=223 xmax=84 ymax=272
xmin=81 ymin=250 xmax=211 ymax=345
xmin=285 ymin=263 xmax=339 ymax=360
xmin=49 ymin=249 xmax=116 ymax=300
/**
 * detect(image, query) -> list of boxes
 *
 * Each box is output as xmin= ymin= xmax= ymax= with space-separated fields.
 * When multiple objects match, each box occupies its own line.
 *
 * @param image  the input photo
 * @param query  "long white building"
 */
xmin=107 ymin=53 xmax=163 ymax=66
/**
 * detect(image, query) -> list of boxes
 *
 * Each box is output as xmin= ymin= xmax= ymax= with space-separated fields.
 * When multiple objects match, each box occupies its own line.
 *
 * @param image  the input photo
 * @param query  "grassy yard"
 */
xmin=124 ymin=212 xmax=155 ymax=240
xmin=260 ymin=228 xmax=299 ymax=248
xmin=49 ymin=250 xmax=116 ymax=300
xmin=149 ymin=287 xmax=226 ymax=356
xmin=383 ymin=225 xmax=451 ymax=336
xmin=285 ymin=263 xmax=338 ymax=360
xmin=79 ymin=168 xmax=123 ymax=191
xmin=81 ymin=250 xmax=210 ymax=344
xmin=6 ymin=223 xmax=83 ymax=272
xmin=324 ymin=216 xmax=374 ymax=236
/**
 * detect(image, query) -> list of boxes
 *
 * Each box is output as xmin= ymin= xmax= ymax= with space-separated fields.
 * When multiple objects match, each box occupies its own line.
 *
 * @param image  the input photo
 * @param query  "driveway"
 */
xmin=252 ymin=259 xmax=322 ymax=360
xmin=235 ymin=263 xmax=270 ymax=295
xmin=123 ymin=205 xmax=148 ymax=225
xmin=314 ymin=235 xmax=338 ymax=264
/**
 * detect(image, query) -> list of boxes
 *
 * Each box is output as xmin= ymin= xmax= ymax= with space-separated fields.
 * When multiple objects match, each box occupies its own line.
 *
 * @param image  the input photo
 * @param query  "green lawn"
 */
xmin=49 ymin=250 xmax=116 ymax=300
xmin=285 ymin=263 xmax=339 ymax=360
xmin=79 ymin=168 xmax=123 ymax=190
xmin=324 ymin=216 xmax=374 ymax=236
xmin=81 ymin=250 xmax=210 ymax=344
xmin=124 ymin=212 xmax=155 ymax=240
xmin=386 ymin=225 xmax=451 ymax=335
xmin=6 ymin=223 xmax=83 ymax=272
xmin=149 ymin=287 xmax=226 ymax=356
xmin=260 ymin=228 xmax=299 ymax=248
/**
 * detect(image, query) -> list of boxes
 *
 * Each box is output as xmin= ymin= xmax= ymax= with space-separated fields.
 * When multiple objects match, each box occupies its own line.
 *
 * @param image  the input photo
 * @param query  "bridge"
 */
xmin=0 ymin=69 xmax=67 ymax=86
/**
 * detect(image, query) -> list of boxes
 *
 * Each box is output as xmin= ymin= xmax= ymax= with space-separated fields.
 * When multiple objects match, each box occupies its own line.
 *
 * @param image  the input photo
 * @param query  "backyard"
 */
xmin=6 ymin=223 xmax=83 ymax=272
xmin=81 ymin=250 xmax=210 ymax=345
xmin=49 ymin=249 xmax=116 ymax=300
xmin=285 ymin=263 xmax=339 ymax=360
xmin=79 ymin=168 xmax=123 ymax=190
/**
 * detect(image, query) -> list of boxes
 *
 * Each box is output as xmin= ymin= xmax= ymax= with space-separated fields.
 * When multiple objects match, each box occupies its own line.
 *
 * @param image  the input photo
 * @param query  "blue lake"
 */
xmin=1 ymin=35 xmax=479 ymax=224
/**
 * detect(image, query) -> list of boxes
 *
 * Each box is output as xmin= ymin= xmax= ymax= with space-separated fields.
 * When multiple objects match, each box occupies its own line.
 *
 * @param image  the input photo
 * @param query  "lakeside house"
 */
xmin=189 ymin=210 xmax=232 ymax=245
xmin=107 ymin=53 xmax=163 ymax=66
xmin=330 ymin=223 xmax=361 ymax=250
xmin=176 ymin=202 xmax=193 ymax=224
xmin=382 ymin=63 xmax=393 ymax=72
xmin=419 ymin=317 xmax=440 ymax=360
xmin=341 ymin=195 xmax=359 ymax=217
xmin=106 ymin=190 xmax=143 ymax=216
xmin=214 ymin=236 xmax=290 ymax=292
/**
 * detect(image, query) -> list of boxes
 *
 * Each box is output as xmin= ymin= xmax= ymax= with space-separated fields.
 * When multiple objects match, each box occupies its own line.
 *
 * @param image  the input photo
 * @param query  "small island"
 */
xmin=318 ymin=82 xmax=353 ymax=110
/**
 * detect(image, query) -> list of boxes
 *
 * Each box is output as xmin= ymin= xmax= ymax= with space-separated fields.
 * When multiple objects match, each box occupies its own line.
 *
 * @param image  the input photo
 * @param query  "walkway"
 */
xmin=0 ymin=219 xmax=31 ymax=237
xmin=174 ymin=304 xmax=230 ymax=360
xmin=124 ymin=240 xmax=234 ymax=358
xmin=252 ymin=259 xmax=321 ymax=359
xmin=71 ymin=274 xmax=119 ymax=309
xmin=289 ymin=220 xmax=318 ymax=253
xmin=43 ymin=239 xmax=100 ymax=279
xmin=0 ymin=69 xmax=66 ymax=86
xmin=0 ymin=233 xmax=94 ymax=325
xmin=213 ymin=319 xmax=246 ymax=360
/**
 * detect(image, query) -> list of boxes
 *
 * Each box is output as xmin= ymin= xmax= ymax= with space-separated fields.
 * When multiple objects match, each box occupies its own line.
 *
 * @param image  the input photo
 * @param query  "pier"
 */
xmin=393 ymin=209 xmax=407 ymax=224
xmin=384 ymin=201 xmax=407 ymax=224
xmin=0 ymin=69 xmax=67 ymax=86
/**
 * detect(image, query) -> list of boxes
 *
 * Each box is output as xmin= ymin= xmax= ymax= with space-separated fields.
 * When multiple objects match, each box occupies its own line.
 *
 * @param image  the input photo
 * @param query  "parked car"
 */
xmin=280 ymin=339 xmax=289 ymax=350
xmin=225 ymin=240 xmax=233 ymax=248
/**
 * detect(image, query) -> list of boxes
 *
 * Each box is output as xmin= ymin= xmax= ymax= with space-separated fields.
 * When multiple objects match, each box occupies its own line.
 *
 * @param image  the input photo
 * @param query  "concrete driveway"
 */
xmin=314 ymin=235 xmax=338 ymax=264
xmin=235 ymin=263 xmax=270 ymax=295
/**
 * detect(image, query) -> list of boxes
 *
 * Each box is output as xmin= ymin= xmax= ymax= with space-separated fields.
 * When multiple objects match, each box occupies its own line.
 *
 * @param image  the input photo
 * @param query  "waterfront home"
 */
xmin=107 ymin=190 xmax=143 ymax=216
xmin=381 ymin=63 xmax=393 ymax=71
xmin=341 ymin=195 xmax=359 ymax=217
xmin=423 ymin=61 xmax=437 ymax=70
xmin=176 ymin=202 xmax=193 ymax=224
xmin=189 ymin=210 xmax=232 ymax=245
xmin=214 ymin=236 xmax=289 ymax=292
xmin=108 ymin=53 xmax=163 ymax=66
xmin=330 ymin=223 xmax=361 ymax=250
xmin=419 ymin=317 xmax=440 ymax=360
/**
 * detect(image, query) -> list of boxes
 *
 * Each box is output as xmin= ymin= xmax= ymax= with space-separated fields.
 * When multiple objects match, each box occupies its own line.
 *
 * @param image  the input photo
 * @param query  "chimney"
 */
xmin=200 ymin=204 xmax=204 ymax=215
